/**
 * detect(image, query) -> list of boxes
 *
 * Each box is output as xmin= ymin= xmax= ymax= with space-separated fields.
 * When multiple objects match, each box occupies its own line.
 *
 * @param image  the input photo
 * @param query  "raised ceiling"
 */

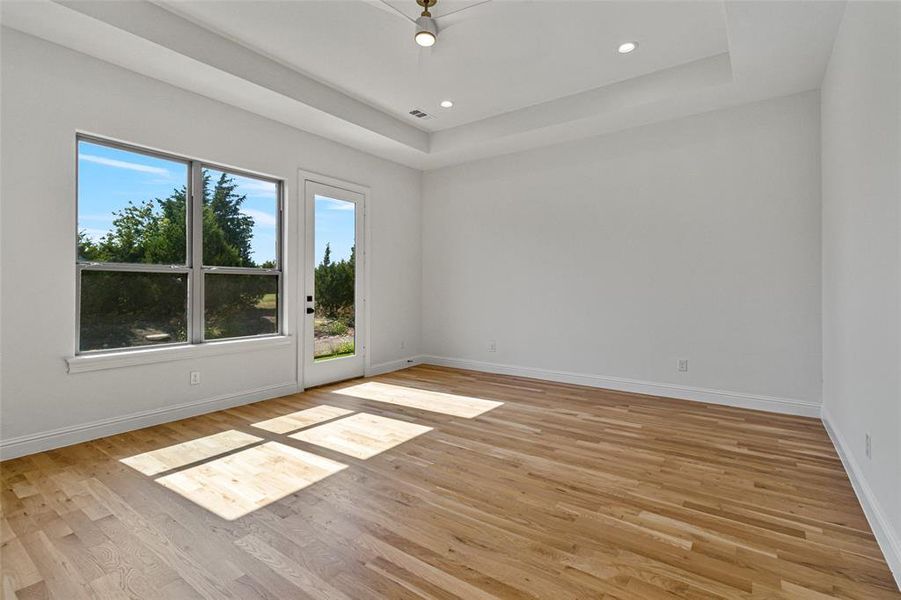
xmin=161 ymin=0 xmax=729 ymax=131
xmin=1 ymin=0 xmax=846 ymax=169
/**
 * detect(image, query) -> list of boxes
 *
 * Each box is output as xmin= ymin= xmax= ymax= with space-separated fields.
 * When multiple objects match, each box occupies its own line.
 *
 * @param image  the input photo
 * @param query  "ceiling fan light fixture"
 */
xmin=414 ymin=15 xmax=437 ymax=47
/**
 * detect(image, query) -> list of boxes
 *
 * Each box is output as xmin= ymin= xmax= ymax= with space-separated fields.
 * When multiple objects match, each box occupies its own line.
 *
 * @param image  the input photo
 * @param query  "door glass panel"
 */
xmin=313 ymin=195 xmax=355 ymax=361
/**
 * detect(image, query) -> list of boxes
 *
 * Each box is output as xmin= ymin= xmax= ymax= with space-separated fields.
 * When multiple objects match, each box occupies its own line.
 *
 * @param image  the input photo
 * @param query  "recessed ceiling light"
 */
xmin=618 ymin=41 xmax=638 ymax=54
xmin=440 ymin=100 xmax=454 ymax=109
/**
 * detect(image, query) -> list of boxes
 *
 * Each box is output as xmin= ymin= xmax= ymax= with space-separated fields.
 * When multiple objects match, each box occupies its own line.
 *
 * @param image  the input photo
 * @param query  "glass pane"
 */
xmin=80 ymin=270 xmax=188 ymax=351
xmin=77 ymin=140 xmax=189 ymax=265
xmin=205 ymin=274 xmax=278 ymax=340
xmin=313 ymin=195 xmax=355 ymax=361
xmin=202 ymin=168 xmax=278 ymax=268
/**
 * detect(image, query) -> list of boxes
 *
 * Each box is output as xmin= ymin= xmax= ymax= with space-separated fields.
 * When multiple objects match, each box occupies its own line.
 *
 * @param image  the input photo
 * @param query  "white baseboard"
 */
xmin=822 ymin=406 xmax=901 ymax=591
xmin=0 ymin=382 xmax=300 ymax=460
xmin=419 ymin=355 xmax=821 ymax=417
xmin=366 ymin=356 xmax=421 ymax=377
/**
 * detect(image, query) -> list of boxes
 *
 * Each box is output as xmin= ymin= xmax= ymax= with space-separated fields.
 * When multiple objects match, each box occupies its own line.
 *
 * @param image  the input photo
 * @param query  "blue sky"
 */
xmin=315 ymin=195 xmax=355 ymax=265
xmin=78 ymin=141 xmax=278 ymax=265
xmin=204 ymin=167 xmax=278 ymax=264
xmin=77 ymin=141 xmax=354 ymax=267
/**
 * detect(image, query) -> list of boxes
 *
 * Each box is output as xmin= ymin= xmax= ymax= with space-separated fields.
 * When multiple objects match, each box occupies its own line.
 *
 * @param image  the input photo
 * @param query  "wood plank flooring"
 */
xmin=2 ymin=365 xmax=898 ymax=599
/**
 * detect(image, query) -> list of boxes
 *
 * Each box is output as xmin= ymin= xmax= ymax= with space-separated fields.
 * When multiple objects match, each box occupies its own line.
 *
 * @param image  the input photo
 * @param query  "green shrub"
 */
xmin=326 ymin=320 xmax=348 ymax=336
xmin=335 ymin=340 xmax=355 ymax=355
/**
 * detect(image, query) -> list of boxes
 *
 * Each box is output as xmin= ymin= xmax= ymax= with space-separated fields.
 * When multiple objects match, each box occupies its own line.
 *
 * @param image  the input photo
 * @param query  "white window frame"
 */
xmin=74 ymin=134 xmax=285 ymax=360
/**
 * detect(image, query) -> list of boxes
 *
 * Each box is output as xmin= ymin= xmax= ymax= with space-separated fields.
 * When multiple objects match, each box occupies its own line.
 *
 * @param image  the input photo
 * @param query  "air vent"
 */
xmin=409 ymin=109 xmax=432 ymax=119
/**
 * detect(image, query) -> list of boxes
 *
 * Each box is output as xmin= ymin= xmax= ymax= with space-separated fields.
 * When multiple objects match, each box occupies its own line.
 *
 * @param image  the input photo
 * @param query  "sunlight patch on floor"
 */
xmin=120 ymin=430 xmax=262 ymax=476
xmin=251 ymin=404 xmax=353 ymax=434
xmin=289 ymin=412 xmax=432 ymax=459
xmin=333 ymin=381 xmax=503 ymax=418
xmin=156 ymin=442 xmax=347 ymax=520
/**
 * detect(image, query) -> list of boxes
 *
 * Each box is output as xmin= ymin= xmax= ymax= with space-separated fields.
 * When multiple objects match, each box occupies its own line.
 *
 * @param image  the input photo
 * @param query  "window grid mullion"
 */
xmin=202 ymin=266 xmax=281 ymax=275
xmin=190 ymin=162 xmax=205 ymax=344
xmin=77 ymin=263 xmax=190 ymax=273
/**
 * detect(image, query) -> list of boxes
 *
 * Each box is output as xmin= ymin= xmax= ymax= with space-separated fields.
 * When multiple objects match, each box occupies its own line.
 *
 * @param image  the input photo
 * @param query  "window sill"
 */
xmin=66 ymin=336 xmax=293 ymax=374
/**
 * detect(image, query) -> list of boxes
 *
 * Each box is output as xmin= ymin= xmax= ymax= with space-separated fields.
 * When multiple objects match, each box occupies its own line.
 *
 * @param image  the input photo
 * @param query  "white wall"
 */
xmin=821 ymin=0 xmax=901 ymax=583
xmin=422 ymin=91 xmax=822 ymax=412
xmin=0 ymin=29 xmax=421 ymax=453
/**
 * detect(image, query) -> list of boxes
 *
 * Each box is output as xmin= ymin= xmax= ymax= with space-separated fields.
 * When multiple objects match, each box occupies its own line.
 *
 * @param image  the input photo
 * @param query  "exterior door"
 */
xmin=303 ymin=179 xmax=365 ymax=387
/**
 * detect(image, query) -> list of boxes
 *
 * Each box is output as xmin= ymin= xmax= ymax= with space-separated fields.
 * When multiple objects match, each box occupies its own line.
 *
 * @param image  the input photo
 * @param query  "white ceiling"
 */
xmin=160 ymin=0 xmax=729 ymax=131
xmin=382 ymin=0 xmax=491 ymax=21
xmin=1 ymin=0 xmax=847 ymax=169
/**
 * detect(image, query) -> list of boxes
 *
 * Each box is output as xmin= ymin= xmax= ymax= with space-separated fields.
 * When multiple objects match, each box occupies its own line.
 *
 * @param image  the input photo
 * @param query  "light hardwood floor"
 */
xmin=2 ymin=365 xmax=898 ymax=599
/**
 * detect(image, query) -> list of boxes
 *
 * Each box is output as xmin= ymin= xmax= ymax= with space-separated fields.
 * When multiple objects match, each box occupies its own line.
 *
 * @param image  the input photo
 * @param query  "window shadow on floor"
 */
xmin=118 ymin=380 xmax=498 ymax=520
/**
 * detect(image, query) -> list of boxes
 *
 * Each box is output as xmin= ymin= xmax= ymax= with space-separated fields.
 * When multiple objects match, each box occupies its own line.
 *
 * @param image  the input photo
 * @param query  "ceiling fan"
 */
xmin=414 ymin=0 xmax=438 ymax=46
xmin=373 ymin=0 xmax=494 ymax=49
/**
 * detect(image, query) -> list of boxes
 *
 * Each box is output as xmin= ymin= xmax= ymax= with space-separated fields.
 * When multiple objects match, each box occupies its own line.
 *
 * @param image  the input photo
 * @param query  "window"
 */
xmin=77 ymin=137 xmax=282 ymax=353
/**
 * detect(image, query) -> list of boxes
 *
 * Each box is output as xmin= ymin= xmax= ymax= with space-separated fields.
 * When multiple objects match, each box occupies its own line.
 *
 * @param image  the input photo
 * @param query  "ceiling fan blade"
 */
xmin=363 ymin=0 xmax=416 ymax=24
xmin=434 ymin=0 xmax=496 ymax=29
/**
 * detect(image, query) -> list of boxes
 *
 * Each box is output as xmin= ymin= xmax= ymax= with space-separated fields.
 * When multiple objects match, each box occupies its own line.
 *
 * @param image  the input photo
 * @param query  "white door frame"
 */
xmin=297 ymin=170 xmax=371 ymax=389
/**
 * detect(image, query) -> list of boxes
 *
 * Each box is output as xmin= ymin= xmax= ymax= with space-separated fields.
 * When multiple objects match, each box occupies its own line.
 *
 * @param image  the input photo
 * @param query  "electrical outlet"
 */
xmin=488 ymin=340 xmax=497 ymax=353
xmin=865 ymin=433 xmax=871 ymax=459
xmin=190 ymin=371 xmax=201 ymax=385
xmin=400 ymin=340 xmax=405 ymax=350
xmin=677 ymin=359 xmax=689 ymax=372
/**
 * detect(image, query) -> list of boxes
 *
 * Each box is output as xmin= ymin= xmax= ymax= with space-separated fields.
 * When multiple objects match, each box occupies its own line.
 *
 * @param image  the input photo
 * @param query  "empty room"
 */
xmin=1 ymin=0 xmax=899 ymax=598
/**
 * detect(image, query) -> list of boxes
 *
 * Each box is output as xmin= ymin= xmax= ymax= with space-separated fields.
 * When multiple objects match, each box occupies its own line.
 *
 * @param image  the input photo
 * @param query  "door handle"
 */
xmin=306 ymin=308 xmax=314 ymax=314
